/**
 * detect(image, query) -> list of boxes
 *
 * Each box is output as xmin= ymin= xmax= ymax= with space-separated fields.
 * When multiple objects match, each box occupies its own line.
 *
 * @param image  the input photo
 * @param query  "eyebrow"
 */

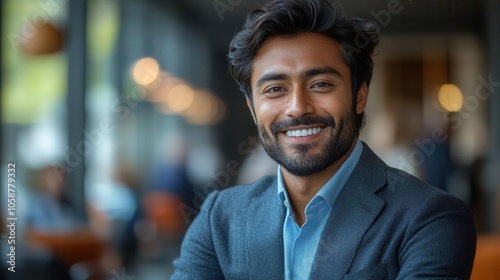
xmin=303 ymin=67 xmax=342 ymax=78
xmin=255 ymin=67 xmax=342 ymax=88
xmin=256 ymin=73 xmax=289 ymax=88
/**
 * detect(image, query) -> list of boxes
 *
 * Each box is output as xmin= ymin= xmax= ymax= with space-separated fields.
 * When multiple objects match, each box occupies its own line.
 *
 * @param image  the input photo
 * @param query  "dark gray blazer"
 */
xmin=172 ymin=143 xmax=476 ymax=279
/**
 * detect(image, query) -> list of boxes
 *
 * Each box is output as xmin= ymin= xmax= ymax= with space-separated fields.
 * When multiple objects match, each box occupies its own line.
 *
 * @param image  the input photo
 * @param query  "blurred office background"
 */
xmin=1 ymin=0 xmax=499 ymax=279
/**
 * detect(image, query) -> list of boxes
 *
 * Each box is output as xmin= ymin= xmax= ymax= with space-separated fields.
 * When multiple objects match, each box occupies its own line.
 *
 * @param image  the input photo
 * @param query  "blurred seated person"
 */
xmin=145 ymin=140 xmax=196 ymax=239
xmin=27 ymin=166 xmax=81 ymax=231
xmin=86 ymin=162 xmax=141 ymax=268
xmin=149 ymin=140 xmax=195 ymax=206
xmin=23 ymin=166 xmax=110 ymax=279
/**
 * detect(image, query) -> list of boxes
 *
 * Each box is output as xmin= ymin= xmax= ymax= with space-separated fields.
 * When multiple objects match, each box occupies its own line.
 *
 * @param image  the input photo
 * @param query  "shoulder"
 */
xmin=380 ymin=165 xmax=474 ymax=227
xmin=379 ymin=169 xmax=476 ymax=278
xmin=384 ymin=165 xmax=463 ymax=202
xmin=192 ymin=175 xmax=278 ymax=239
xmin=358 ymin=143 xmax=458 ymax=205
xmin=354 ymin=142 xmax=470 ymax=215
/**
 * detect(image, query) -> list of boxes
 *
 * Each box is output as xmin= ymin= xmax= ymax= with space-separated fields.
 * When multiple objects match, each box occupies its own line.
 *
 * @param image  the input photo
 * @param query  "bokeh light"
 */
xmin=165 ymin=84 xmax=195 ymax=113
xmin=131 ymin=57 xmax=160 ymax=86
xmin=184 ymin=90 xmax=225 ymax=125
xmin=438 ymin=83 xmax=464 ymax=112
xmin=146 ymin=74 xmax=184 ymax=103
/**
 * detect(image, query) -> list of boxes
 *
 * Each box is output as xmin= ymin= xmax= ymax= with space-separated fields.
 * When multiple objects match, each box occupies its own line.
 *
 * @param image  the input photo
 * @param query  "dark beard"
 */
xmin=258 ymin=113 xmax=357 ymax=177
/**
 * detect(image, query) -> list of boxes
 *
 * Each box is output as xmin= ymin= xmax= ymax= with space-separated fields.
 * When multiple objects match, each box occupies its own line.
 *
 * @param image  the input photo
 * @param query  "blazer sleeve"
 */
xmin=396 ymin=193 xmax=477 ymax=280
xmin=171 ymin=191 xmax=224 ymax=280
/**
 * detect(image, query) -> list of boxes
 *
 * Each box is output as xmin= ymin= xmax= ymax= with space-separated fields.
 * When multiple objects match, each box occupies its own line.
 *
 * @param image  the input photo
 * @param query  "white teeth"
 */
xmin=285 ymin=127 xmax=323 ymax=137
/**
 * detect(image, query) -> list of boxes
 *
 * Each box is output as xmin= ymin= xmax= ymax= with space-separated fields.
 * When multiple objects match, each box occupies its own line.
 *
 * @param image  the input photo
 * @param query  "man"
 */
xmin=172 ymin=0 xmax=476 ymax=279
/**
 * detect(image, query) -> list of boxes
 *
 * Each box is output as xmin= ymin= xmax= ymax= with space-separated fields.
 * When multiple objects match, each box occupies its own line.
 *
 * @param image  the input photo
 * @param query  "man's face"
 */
xmin=249 ymin=32 xmax=367 ymax=177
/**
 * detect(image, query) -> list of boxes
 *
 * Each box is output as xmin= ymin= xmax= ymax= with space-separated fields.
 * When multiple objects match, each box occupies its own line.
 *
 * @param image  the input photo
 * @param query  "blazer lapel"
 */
xmin=310 ymin=143 xmax=387 ymax=279
xmin=245 ymin=179 xmax=286 ymax=279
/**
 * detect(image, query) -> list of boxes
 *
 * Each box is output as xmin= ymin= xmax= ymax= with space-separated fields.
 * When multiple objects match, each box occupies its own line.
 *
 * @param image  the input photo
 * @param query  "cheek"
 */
xmin=316 ymin=97 xmax=349 ymax=118
xmin=255 ymin=100 xmax=281 ymax=124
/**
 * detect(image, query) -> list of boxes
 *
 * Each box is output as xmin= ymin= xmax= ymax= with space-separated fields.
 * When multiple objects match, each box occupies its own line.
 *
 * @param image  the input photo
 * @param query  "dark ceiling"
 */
xmin=178 ymin=0 xmax=484 ymax=52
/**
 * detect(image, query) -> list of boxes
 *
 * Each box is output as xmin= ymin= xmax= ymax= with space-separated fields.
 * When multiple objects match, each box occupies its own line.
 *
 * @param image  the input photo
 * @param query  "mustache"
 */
xmin=270 ymin=116 xmax=336 ymax=134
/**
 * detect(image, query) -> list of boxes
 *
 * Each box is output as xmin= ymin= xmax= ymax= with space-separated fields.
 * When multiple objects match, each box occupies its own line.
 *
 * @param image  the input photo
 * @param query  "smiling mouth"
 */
xmin=284 ymin=127 xmax=323 ymax=137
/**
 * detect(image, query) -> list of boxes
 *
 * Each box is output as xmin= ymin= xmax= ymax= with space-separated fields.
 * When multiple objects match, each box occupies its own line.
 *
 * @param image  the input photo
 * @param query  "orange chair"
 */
xmin=471 ymin=234 xmax=500 ymax=280
xmin=26 ymin=228 xmax=106 ymax=266
xmin=143 ymin=191 xmax=187 ymax=239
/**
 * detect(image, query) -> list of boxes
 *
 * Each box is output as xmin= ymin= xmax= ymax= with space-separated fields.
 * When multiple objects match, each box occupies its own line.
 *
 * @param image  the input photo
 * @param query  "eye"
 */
xmin=311 ymin=82 xmax=332 ymax=88
xmin=263 ymin=86 xmax=287 ymax=94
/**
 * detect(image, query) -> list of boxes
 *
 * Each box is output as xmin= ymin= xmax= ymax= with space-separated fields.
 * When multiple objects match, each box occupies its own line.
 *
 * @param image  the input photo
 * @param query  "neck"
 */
xmin=282 ymin=139 xmax=357 ymax=226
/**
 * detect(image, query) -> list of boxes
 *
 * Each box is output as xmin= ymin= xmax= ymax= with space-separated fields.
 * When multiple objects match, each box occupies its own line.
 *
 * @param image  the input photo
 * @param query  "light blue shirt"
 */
xmin=277 ymin=139 xmax=363 ymax=280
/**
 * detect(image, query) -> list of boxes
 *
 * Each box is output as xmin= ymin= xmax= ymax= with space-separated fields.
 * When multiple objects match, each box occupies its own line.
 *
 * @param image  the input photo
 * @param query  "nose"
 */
xmin=284 ymin=87 xmax=314 ymax=118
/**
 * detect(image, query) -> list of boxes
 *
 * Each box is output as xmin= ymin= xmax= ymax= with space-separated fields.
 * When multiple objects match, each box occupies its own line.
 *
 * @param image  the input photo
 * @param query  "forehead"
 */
xmin=251 ymin=33 xmax=350 ymax=85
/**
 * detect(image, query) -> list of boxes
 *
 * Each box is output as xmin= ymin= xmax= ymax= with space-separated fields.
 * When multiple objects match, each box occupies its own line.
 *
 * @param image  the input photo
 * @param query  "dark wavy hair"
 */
xmin=228 ymin=0 xmax=379 ymax=133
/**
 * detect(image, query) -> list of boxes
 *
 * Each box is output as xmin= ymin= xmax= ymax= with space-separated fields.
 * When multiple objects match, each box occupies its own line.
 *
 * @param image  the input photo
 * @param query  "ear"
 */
xmin=246 ymin=97 xmax=257 ymax=124
xmin=355 ymin=82 xmax=369 ymax=115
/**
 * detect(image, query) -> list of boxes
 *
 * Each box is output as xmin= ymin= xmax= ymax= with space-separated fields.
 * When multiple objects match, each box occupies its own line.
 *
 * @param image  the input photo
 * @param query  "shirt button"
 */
xmin=283 ymin=199 xmax=288 ymax=207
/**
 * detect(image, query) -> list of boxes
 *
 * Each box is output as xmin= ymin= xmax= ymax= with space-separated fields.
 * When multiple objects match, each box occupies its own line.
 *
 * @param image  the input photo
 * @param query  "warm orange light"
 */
xmin=438 ymin=83 xmax=464 ymax=112
xmin=166 ymin=84 xmax=195 ymax=113
xmin=185 ymin=90 xmax=225 ymax=125
xmin=146 ymin=74 xmax=184 ymax=103
xmin=132 ymin=57 xmax=160 ymax=86
xmin=184 ymin=90 xmax=214 ymax=124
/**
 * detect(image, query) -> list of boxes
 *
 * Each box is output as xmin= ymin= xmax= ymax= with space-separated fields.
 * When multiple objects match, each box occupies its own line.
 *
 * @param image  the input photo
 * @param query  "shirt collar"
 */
xmin=277 ymin=138 xmax=363 ymax=208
